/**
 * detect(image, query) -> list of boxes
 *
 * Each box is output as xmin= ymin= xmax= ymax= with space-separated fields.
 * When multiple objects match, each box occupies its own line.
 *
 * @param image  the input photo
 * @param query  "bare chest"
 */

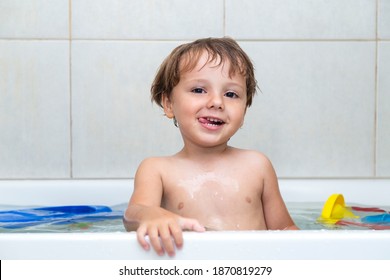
xmin=161 ymin=171 xmax=264 ymax=229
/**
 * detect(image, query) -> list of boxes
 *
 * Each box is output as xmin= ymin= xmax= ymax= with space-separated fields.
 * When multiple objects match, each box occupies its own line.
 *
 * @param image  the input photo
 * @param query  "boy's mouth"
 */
xmin=198 ymin=117 xmax=225 ymax=127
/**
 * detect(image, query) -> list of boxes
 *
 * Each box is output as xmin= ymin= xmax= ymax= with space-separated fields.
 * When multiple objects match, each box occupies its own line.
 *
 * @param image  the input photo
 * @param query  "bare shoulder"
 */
xmin=231 ymin=148 xmax=274 ymax=171
xmin=133 ymin=156 xmax=175 ymax=191
xmin=136 ymin=156 xmax=173 ymax=175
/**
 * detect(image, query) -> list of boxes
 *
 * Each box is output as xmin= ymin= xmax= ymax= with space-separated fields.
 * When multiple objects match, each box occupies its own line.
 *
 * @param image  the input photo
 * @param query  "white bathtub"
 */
xmin=0 ymin=179 xmax=389 ymax=260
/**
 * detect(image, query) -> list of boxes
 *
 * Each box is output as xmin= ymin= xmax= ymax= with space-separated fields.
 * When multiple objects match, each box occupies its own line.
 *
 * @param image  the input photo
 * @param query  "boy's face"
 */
xmin=162 ymin=52 xmax=247 ymax=148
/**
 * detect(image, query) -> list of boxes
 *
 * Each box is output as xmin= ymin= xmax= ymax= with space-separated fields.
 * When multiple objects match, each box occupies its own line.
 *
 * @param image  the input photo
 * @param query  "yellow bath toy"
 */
xmin=318 ymin=194 xmax=359 ymax=224
xmin=318 ymin=193 xmax=390 ymax=229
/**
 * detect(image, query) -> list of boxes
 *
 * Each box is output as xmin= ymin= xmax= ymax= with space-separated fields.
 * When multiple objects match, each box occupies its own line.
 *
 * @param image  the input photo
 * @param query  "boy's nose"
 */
xmin=207 ymin=93 xmax=224 ymax=110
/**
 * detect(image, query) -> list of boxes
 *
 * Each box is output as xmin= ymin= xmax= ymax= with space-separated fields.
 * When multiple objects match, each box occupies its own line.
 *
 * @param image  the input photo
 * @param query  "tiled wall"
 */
xmin=0 ymin=0 xmax=389 ymax=179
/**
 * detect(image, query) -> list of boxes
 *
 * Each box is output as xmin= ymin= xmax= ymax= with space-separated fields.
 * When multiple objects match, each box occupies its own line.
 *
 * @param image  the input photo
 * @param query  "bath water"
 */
xmin=0 ymin=202 xmax=389 ymax=233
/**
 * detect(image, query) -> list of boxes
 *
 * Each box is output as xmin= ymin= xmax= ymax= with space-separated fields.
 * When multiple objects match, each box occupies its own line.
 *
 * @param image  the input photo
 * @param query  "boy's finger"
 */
xmin=148 ymin=227 xmax=164 ymax=256
xmin=169 ymin=223 xmax=184 ymax=249
xmin=136 ymin=225 xmax=150 ymax=251
xmin=160 ymin=226 xmax=176 ymax=257
xmin=179 ymin=218 xmax=206 ymax=232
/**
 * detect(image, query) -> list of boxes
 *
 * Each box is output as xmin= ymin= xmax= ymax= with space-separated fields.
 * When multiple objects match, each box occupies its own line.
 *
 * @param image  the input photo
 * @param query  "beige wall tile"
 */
xmin=0 ymin=41 xmax=70 ymax=178
xmin=226 ymin=0 xmax=376 ymax=39
xmin=72 ymin=0 xmax=223 ymax=39
xmin=0 ymin=0 xmax=69 ymax=38
xmin=377 ymin=42 xmax=390 ymax=176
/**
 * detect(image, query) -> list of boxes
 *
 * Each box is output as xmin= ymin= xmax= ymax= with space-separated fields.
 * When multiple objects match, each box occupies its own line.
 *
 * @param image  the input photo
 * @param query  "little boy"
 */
xmin=123 ymin=37 xmax=298 ymax=256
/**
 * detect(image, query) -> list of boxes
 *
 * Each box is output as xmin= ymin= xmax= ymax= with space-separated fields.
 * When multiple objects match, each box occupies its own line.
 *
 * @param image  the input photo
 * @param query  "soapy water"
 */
xmin=0 ymin=202 xmax=389 ymax=233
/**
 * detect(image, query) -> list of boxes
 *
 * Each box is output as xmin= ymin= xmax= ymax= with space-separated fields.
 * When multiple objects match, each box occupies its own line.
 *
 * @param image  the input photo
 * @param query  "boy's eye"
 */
xmin=225 ymin=91 xmax=238 ymax=98
xmin=191 ymin=88 xmax=206 ymax=94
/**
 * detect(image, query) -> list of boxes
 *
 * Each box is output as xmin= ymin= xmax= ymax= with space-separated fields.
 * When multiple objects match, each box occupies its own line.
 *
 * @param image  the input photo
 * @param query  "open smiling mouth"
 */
xmin=198 ymin=117 xmax=225 ymax=127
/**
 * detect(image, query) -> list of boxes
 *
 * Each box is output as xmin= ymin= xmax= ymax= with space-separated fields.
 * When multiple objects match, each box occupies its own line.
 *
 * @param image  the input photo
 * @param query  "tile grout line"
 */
xmin=69 ymin=0 xmax=73 ymax=178
xmin=1 ymin=38 xmax=387 ymax=42
xmin=374 ymin=0 xmax=379 ymax=177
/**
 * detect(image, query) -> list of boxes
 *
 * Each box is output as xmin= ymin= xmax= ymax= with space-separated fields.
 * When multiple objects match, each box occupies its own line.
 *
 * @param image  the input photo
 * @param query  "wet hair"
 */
xmin=151 ymin=37 xmax=258 ymax=108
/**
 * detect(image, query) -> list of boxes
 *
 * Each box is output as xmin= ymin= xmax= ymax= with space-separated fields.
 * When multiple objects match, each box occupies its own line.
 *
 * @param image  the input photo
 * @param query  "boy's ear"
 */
xmin=162 ymin=94 xmax=174 ymax=119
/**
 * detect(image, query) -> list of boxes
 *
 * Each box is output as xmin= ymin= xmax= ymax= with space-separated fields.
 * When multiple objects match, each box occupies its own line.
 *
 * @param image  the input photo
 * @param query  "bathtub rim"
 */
xmin=1 ymin=230 xmax=389 ymax=260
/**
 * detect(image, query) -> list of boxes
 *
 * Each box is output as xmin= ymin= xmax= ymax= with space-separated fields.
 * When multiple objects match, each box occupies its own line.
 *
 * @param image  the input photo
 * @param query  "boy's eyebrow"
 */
xmin=183 ymin=78 xmax=246 ymax=90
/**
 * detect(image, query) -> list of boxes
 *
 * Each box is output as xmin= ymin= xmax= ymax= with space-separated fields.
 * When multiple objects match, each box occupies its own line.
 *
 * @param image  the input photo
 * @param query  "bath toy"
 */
xmin=362 ymin=213 xmax=390 ymax=224
xmin=319 ymin=194 xmax=358 ymax=223
xmin=318 ymin=194 xmax=390 ymax=230
xmin=0 ymin=205 xmax=123 ymax=229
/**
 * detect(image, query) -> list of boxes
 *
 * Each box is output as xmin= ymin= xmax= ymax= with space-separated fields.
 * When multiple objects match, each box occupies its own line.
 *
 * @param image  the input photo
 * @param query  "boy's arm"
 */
xmin=260 ymin=156 xmax=299 ymax=230
xmin=123 ymin=158 xmax=205 ymax=256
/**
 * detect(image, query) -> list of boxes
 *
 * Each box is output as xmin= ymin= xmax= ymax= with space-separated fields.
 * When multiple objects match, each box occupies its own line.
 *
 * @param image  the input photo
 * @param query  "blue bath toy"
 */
xmin=0 ymin=205 xmax=123 ymax=229
xmin=362 ymin=214 xmax=390 ymax=224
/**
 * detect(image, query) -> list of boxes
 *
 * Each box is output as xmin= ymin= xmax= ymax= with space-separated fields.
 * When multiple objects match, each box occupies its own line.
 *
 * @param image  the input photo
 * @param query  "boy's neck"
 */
xmin=178 ymin=143 xmax=232 ymax=160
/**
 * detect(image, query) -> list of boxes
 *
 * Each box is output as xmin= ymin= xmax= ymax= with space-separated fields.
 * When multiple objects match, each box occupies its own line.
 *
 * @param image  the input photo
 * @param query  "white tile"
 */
xmin=0 ymin=0 xmax=69 ymax=38
xmin=71 ymin=41 xmax=184 ymax=178
xmin=72 ymin=0 xmax=223 ymax=39
xmin=230 ymin=41 xmax=376 ymax=177
xmin=379 ymin=0 xmax=390 ymax=39
xmin=377 ymin=42 xmax=390 ymax=176
xmin=0 ymin=41 xmax=70 ymax=178
xmin=226 ymin=0 xmax=376 ymax=39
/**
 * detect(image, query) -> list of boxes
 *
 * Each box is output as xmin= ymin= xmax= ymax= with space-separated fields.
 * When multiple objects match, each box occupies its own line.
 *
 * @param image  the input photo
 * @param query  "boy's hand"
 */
xmin=136 ymin=208 xmax=205 ymax=256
